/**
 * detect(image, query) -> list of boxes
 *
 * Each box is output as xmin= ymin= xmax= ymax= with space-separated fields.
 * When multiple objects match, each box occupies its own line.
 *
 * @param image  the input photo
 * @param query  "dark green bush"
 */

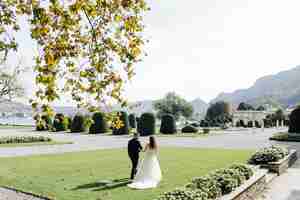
xmin=160 ymin=114 xmax=177 ymax=134
xmin=112 ymin=111 xmax=129 ymax=135
xmin=247 ymin=121 xmax=253 ymax=128
xmin=0 ymin=136 xmax=52 ymax=144
xmin=53 ymin=113 xmax=68 ymax=132
xmin=71 ymin=115 xmax=86 ymax=133
xmin=139 ymin=112 xmax=156 ymax=136
xmin=181 ymin=125 xmax=198 ymax=133
xmin=129 ymin=113 xmax=137 ymax=129
xmin=269 ymin=132 xmax=289 ymax=141
xmin=248 ymin=145 xmax=289 ymax=164
xmin=289 ymin=107 xmax=300 ymax=133
xmin=89 ymin=112 xmax=107 ymax=134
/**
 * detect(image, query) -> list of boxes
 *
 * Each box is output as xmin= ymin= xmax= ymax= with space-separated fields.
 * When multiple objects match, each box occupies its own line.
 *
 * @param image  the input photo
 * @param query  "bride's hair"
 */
xmin=149 ymin=136 xmax=157 ymax=150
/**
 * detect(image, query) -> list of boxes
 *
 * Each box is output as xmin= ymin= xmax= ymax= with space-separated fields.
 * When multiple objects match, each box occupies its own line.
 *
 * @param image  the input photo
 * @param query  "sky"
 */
xmin=7 ymin=0 xmax=300 ymax=105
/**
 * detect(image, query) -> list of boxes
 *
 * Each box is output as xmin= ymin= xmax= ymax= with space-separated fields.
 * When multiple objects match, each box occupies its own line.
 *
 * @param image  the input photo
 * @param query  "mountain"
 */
xmin=212 ymin=66 xmax=300 ymax=108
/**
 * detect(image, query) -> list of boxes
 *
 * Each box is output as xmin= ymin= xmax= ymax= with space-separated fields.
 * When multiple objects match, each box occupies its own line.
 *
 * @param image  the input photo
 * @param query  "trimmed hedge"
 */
xmin=129 ymin=113 xmax=137 ymax=129
xmin=139 ymin=112 xmax=156 ymax=136
xmin=157 ymin=164 xmax=253 ymax=200
xmin=53 ymin=113 xmax=69 ymax=132
xmin=248 ymin=145 xmax=289 ymax=164
xmin=289 ymin=107 xmax=300 ymax=133
xmin=89 ymin=112 xmax=107 ymax=134
xmin=112 ymin=111 xmax=129 ymax=135
xmin=0 ymin=136 xmax=52 ymax=144
xmin=160 ymin=114 xmax=177 ymax=134
xmin=71 ymin=115 xmax=86 ymax=133
xmin=181 ymin=125 xmax=198 ymax=133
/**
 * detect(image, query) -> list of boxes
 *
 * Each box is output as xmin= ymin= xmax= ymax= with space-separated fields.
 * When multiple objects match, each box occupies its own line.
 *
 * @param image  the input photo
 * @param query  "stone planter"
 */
xmin=220 ymin=169 xmax=267 ymax=200
xmin=261 ymin=149 xmax=297 ymax=175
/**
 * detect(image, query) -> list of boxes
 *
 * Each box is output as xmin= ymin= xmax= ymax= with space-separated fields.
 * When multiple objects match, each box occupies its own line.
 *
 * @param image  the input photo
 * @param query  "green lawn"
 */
xmin=0 ymin=141 xmax=73 ymax=147
xmin=0 ymin=148 xmax=253 ymax=200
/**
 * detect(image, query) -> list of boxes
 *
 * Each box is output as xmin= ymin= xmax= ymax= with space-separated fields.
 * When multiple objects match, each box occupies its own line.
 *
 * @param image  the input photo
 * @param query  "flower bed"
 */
xmin=248 ymin=146 xmax=288 ymax=165
xmin=0 ymin=136 xmax=52 ymax=144
xmin=155 ymin=164 xmax=254 ymax=200
xmin=248 ymin=145 xmax=297 ymax=175
xmin=260 ymin=149 xmax=297 ymax=175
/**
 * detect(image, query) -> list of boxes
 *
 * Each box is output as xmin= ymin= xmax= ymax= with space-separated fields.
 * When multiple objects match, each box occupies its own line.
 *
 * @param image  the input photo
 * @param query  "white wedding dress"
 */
xmin=128 ymin=148 xmax=162 ymax=189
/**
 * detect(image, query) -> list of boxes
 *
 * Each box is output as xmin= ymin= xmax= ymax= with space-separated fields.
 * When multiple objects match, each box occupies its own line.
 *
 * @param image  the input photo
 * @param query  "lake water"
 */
xmin=0 ymin=117 xmax=35 ymax=126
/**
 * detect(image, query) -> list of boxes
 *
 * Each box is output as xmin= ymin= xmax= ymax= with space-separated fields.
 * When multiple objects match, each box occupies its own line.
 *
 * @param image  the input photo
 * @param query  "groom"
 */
xmin=128 ymin=133 xmax=143 ymax=180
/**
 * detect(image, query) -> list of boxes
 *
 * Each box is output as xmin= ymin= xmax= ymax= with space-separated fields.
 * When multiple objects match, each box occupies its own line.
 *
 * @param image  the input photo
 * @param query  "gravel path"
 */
xmin=0 ymin=188 xmax=44 ymax=200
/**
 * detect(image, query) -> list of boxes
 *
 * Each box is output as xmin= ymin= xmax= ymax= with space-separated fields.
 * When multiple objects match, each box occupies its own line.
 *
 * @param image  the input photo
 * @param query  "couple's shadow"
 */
xmin=72 ymin=178 xmax=131 ymax=191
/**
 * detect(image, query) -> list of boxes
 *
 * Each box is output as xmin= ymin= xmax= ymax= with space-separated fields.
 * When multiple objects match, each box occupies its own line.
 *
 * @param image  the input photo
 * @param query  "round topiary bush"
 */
xmin=160 ymin=114 xmax=177 ymax=134
xmin=71 ymin=115 xmax=86 ymax=133
xmin=129 ymin=113 xmax=136 ymax=129
xmin=112 ymin=111 xmax=129 ymax=135
xmin=139 ymin=112 xmax=156 ymax=136
xmin=89 ymin=112 xmax=107 ymax=134
xmin=53 ymin=113 xmax=68 ymax=132
xmin=289 ymin=107 xmax=300 ymax=133
xmin=181 ymin=125 xmax=198 ymax=133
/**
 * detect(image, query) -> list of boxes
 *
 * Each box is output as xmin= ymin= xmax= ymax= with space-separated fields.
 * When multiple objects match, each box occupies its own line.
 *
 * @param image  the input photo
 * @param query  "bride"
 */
xmin=128 ymin=136 xmax=162 ymax=189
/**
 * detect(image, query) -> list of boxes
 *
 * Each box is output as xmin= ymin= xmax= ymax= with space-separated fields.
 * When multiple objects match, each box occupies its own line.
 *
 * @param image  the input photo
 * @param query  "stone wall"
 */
xmin=233 ymin=174 xmax=266 ymax=200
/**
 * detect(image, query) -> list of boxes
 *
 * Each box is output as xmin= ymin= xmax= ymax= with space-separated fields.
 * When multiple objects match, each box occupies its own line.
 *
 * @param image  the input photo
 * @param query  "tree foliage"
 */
xmin=205 ymin=101 xmax=231 ymax=120
xmin=0 ymin=0 xmax=149 ymax=120
xmin=154 ymin=92 xmax=193 ymax=120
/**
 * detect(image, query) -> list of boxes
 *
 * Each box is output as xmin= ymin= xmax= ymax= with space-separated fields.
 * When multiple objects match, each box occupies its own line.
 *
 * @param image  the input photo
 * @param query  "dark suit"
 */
xmin=128 ymin=138 xmax=143 ymax=179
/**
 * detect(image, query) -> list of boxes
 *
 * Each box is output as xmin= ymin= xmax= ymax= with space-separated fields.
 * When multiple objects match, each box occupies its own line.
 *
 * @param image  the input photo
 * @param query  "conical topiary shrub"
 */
xmin=289 ymin=107 xmax=300 ymax=133
xmin=139 ymin=112 xmax=156 ymax=136
xmin=129 ymin=113 xmax=136 ymax=129
xmin=160 ymin=114 xmax=176 ymax=134
xmin=53 ymin=113 xmax=68 ymax=132
xmin=112 ymin=111 xmax=129 ymax=135
xmin=71 ymin=115 xmax=86 ymax=133
xmin=89 ymin=112 xmax=107 ymax=134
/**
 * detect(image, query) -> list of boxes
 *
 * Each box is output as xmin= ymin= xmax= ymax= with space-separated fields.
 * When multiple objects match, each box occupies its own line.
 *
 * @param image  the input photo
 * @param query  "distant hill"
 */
xmin=212 ymin=65 xmax=300 ymax=108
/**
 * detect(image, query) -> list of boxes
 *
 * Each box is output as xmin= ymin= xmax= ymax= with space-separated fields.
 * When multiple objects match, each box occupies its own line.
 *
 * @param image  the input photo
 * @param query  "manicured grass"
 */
xmin=0 ymin=141 xmax=73 ymax=147
xmin=0 ymin=148 xmax=252 ymax=200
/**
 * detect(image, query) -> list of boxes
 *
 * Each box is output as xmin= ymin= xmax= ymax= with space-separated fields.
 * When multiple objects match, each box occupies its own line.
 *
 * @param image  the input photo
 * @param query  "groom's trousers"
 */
xmin=130 ymin=155 xmax=139 ymax=179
